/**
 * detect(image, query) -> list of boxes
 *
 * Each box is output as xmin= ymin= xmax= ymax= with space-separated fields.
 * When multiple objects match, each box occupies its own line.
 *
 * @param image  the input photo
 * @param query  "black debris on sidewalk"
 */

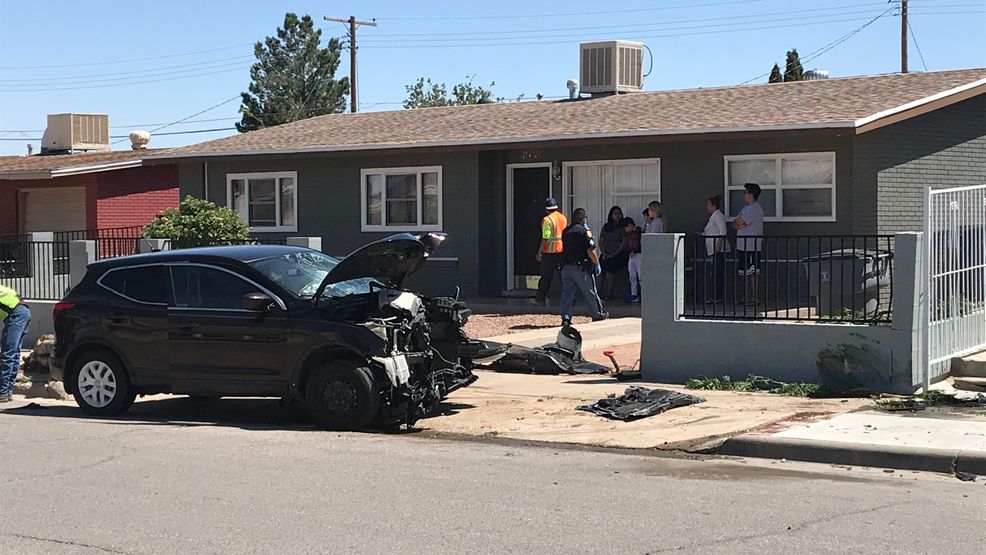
xmin=577 ymin=386 xmax=706 ymax=421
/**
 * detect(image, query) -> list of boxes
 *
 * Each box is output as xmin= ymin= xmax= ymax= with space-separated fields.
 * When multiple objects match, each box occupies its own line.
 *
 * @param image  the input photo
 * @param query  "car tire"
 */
xmin=305 ymin=362 xmax=380 ymax=431
xmin=71 ymin=349 xmax=136 ymax=417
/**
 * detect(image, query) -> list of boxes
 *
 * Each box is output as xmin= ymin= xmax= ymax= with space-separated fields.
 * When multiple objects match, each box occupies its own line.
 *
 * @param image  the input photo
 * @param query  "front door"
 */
xmin=511 ymin=166 xmax=551 ymax=287
xmin=166 ymin=264 xmax=290 ymax=396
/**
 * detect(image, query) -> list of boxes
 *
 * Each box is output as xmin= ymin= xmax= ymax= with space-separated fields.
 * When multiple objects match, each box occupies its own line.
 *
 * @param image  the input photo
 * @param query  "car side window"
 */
xmin=170 ymin=265 xmax=261 ymax=310
xmin=100 ymin=266 xmax=168 ymax=305
xmin=123 ymin=266 xmax=169 ymax=304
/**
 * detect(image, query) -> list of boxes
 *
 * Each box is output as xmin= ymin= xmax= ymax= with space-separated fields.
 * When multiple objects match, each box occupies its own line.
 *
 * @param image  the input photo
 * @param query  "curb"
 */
xmin=719 ymin=435 xmax=986 ymax=475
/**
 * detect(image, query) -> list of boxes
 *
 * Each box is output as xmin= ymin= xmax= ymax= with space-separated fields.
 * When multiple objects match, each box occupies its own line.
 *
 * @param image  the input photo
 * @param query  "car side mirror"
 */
xmin=242 ymin=292 xmax=275 ymax=312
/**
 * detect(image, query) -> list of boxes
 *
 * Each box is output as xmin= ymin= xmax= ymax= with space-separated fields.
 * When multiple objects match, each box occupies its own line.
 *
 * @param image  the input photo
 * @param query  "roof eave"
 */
xmin=0 ymin=159 xmax=145 ymax=180
xmin=854 ymin=77 xmax=986 ymax=134
xmin=145 ymin=122 xmax=857 ymax=161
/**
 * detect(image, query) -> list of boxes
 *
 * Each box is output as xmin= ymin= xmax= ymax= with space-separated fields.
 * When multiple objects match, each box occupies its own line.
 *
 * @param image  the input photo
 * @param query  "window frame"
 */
xmin=360 ymin=166 xmax=443 ymax=232
xmin=226 ymin=171 xmax=299 ymax=233
xmin=96 ymin=264 xmax=170 ymax=307
xmin=166 ymin=263 xmax=287 ymax=312
xmin=723 ymin=152 xmax=837 ymax=223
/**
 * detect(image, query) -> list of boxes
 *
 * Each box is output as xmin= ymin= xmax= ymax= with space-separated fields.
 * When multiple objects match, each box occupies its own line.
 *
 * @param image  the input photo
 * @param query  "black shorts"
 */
xmin=737 ymin=251 xmax=761 ymax=275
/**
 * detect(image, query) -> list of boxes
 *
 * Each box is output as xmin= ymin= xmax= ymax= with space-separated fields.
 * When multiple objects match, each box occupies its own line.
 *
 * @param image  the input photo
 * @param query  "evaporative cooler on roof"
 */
xmin=579 ymin=40 xmax=645 ymax=95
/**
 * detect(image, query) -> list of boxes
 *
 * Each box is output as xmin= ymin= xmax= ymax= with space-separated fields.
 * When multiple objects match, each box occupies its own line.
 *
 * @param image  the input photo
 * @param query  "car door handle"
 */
xmin=107 ymin=314 xmax=128 ymax=325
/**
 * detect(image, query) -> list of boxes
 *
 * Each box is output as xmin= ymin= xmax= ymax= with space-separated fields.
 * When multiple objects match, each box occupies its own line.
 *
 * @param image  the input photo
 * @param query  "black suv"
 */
xmin=51 ymin=233 xmax=480 ymax=430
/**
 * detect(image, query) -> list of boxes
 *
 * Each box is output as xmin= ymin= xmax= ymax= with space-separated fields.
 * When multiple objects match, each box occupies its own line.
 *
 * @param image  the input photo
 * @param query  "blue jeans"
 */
xmin=1 ymin=304 xmax=31 ymax=395
xmin=560 ymin=264 xmax=606 ymax=321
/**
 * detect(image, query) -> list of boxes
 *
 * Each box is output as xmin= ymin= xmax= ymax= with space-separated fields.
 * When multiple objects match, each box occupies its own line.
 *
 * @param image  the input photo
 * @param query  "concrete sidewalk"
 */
xmin=720 ymin=409 xmax=986 ymax=474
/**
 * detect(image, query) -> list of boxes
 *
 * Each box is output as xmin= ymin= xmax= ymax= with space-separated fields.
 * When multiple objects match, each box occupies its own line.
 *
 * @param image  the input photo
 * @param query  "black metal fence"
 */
xmin=679 ymin=234 xmax=895 ymax=324
xmin=0 ymin=241 xmax=72 ymax=300
xmin=54 ymin=226 xmax=146 ymax=260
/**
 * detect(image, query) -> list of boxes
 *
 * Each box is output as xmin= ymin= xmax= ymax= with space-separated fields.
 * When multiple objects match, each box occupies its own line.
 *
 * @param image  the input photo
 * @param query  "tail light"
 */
xmin=53 ymin=301 xmax=78 ymax=322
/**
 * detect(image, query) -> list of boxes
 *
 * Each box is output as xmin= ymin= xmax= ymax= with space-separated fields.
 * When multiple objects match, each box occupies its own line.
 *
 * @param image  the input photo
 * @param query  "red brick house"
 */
xmin=0 ymin=150 xmax=179 ymax=235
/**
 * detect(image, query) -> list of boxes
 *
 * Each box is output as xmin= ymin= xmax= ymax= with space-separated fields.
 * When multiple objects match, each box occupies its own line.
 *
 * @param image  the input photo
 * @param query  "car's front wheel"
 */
xmin=71 ymin=349 xmax=136 ymax=417
xmin=305 ymin=362 xmax=380 ymax=431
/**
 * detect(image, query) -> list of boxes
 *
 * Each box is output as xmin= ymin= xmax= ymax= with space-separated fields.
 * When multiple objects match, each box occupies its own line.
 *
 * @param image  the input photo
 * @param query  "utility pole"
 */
xmin=900 ymin=0 xmax=908 ymax=73
xmin=324 ymin=15 xmax=377 ymax=113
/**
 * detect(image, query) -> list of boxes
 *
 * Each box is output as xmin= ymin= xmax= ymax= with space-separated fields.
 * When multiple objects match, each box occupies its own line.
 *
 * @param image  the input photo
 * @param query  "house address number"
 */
xmin=521 ymin=150 xmax=542 ymax=161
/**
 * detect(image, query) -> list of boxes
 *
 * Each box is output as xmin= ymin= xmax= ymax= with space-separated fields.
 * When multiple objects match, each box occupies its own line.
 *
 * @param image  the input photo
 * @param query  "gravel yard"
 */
xmin=463 ymin=313 xmax=591 ymax=339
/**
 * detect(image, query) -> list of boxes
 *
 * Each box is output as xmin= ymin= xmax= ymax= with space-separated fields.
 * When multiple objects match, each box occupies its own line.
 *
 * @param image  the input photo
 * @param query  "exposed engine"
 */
xmin=343 ymin=289 xmax=481 ymax=427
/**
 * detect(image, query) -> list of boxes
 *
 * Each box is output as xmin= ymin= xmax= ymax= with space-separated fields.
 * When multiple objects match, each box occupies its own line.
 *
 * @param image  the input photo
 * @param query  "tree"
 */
xmin=144 ymin=196 xmax=249 ymax=245
xmin=783 ymin=49 xmax=804 ymax=82
xmin=237 ymin=13 xmax=349 ymax=133
xmin=403 ymin=76 xmax=501 ymax=109
xmin=768 ymin=63 xmax=783 ymax=84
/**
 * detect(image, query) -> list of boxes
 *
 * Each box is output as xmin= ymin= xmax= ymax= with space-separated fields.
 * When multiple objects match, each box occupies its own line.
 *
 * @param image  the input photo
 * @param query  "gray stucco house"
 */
xmin=149 ymin=68 xmax=986 ymax=298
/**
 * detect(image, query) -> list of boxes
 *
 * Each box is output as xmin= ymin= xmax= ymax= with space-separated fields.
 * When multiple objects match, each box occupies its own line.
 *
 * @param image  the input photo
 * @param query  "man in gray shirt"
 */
xmin=732 ymin=182 xmax=764 ymax=305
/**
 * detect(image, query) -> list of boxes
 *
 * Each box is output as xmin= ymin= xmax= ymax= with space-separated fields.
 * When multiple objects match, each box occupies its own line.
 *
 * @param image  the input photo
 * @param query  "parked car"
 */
xmin=50 ymin=233 xmax=485 ymax=430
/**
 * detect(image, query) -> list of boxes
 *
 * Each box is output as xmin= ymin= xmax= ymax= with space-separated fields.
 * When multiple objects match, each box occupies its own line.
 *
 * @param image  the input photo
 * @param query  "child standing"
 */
xmin=624 ymin=217 xmax=642 ymax=303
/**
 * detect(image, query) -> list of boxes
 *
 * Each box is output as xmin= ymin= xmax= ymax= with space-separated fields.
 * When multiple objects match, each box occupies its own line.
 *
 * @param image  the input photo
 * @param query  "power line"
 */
xmin=0 ymin=59 xmax=252 ymax=89
xmin=738 ymin=7 xmax=896 ymax=84
xmin=110 ymin=95 xmax=242 ymax=145
xmin=1 ymin=55 xmax=255 ymax=84
xmin=376 ymin=0 xmax=769 ymax=21
xmin=364 ymin=2 xmax=892 ymax=39
xmin=0 ymin=43 xmax=254 ymax=70
xmin=907 ymin=19 xmax=931 ymax=71
xmin=0 ymin=66 xmax=247 ymax=93
xmin=0 ymin=127 xmax=236 ymax=141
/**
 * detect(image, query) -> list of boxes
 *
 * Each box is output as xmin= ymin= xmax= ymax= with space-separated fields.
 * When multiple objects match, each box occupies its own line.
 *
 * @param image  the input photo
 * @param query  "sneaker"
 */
xmin=592 ymin=312 xmax=610 ymax=322
xmin=625 ymin=295 xmax=639 ymax=304
xmin=737 ymin=265 xmax=757 ymax=277
xmin=0 ymin=393 xmax=12 ymax=403
xmin=561 ymin=317 xmax=572 ymax=327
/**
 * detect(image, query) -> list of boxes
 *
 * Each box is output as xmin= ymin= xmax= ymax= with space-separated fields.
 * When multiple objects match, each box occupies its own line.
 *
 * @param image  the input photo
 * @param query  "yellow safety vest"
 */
xmin=0 ymin=284 xmax=20 ymax=314
xmin=541 ymin=211 xmax=568 ymax=254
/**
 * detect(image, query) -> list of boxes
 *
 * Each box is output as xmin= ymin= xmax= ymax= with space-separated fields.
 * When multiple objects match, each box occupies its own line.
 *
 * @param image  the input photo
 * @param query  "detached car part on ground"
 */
xmin=51 ymin=233 xmax=493 ymax=431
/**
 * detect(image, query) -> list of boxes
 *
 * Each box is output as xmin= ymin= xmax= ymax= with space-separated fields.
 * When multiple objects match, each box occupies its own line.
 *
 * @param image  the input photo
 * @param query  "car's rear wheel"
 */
xmin=71 ymin=349 xmax=136 ymax=417
xmin=305 ymin=362 xmax=380 ymax=431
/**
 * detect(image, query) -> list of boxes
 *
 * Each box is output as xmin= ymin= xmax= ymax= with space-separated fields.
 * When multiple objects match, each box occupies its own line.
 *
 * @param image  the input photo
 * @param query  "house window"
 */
xmin=227 ymin=172 xmax=298 ymax=232
xmin=360 ymin=166 xmax=442 ymax=232
xmin=724 ymin=153 xmax=836 ymax=222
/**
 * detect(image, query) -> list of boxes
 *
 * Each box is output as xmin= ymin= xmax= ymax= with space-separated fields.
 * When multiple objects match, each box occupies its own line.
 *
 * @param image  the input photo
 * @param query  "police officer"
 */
xmin=559 ymin=208 xmax=608 ymax=326
xmin=0 ymin=284 xmax=31 ymax=402
xmin=533 ymin=197 xmax=568 ymax=306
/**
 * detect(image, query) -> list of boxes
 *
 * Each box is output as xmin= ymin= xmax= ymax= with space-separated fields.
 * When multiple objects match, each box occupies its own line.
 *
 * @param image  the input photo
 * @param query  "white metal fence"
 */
xmin=923 ymin=184 xmax=986 ymax=389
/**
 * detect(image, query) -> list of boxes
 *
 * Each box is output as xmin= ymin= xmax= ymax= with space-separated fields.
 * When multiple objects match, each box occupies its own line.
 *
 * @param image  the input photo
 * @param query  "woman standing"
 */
xmin=598 ymin=206 xmax=628 ymax=301
xmin=703 ymin=195 xmax=730 ymax=303
xmin=645 ymin=201 xmax=670 ymax=234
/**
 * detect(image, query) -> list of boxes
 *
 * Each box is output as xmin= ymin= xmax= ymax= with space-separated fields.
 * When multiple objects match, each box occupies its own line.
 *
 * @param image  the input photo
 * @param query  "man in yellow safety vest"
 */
xmin=533 ymin=197 xmax=568 ymax=306
xmin=1 ymin=284 xmax=31 ymax=402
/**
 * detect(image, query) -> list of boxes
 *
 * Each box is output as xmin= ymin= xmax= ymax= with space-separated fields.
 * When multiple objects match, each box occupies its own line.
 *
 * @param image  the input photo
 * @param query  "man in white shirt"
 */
xmin=732 ymin=182 xmax=764 ymax=305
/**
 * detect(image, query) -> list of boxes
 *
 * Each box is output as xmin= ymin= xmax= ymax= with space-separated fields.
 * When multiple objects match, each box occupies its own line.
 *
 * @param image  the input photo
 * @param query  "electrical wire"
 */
xmin=0 ymin=43 xmax=254 ymax=70
xmin=375 ymin=0 xmax=769 ymax=21
xmin=907 ymin=20 xmax=931 ymax=71
xmin=108 ymin=95 xmax=242 ymax=145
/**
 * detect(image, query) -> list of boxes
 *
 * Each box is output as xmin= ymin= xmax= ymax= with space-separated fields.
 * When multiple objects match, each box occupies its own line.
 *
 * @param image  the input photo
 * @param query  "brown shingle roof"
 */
xmin=0 ymin=149 xmax=170 ymax=179
xmin=154 ymin=68 xmax=986 ymax=159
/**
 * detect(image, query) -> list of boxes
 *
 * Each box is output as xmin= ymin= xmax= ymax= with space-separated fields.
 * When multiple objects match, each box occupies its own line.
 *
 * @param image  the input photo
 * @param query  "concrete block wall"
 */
xmin=640 ymin=232 xmax=925 ymax=394
xmin=853 ymin=94 xmax=986 ymax=235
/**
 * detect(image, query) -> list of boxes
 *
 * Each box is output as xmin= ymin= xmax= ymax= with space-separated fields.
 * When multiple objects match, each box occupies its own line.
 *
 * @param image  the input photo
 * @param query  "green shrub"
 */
xmin=143 ymin=196 xmax=249 ymax=245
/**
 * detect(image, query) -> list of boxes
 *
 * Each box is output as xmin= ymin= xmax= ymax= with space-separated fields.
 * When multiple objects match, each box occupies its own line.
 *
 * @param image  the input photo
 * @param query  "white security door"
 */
xmin=20 ymin=187 xmax=87 ymax=232
xmin=566 ymin=159 xmax=660 ymax=231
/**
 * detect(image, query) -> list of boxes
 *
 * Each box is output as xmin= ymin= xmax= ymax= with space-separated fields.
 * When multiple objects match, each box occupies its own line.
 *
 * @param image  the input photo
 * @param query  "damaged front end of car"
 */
xmin=358 ymin=291 xmax=481 ymax=427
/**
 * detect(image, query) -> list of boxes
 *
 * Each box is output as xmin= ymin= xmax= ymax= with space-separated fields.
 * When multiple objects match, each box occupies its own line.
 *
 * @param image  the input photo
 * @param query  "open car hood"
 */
xmin=316 ymin=233 xmax=446 ymax=293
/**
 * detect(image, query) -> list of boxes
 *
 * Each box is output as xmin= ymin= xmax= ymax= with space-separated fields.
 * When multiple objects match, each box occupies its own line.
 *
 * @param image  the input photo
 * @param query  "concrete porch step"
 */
xmin=952 ymin=350 xmax=986 ymax=378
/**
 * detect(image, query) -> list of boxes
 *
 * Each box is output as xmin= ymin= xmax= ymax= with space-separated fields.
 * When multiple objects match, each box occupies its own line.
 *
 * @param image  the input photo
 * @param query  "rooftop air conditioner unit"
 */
xmin=579 ymin=40 xmax=644 ymax=95
xmin=41 ymin=113 xmax=110 ymax=153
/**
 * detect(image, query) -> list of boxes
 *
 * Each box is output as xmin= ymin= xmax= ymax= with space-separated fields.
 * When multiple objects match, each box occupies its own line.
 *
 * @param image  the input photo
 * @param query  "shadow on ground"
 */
xmin=1 ymin=397 xmax=392 ymax=433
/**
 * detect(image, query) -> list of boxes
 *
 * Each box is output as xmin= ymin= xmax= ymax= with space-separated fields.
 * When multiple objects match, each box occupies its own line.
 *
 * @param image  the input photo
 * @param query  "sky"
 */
xmin=1 ymin=0 xmax=984 ymax=156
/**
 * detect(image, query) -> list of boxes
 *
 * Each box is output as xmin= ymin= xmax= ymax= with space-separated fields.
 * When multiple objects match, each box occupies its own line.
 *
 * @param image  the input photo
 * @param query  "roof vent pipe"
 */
xmin=567 ymin=79 xmax=578 ymax=99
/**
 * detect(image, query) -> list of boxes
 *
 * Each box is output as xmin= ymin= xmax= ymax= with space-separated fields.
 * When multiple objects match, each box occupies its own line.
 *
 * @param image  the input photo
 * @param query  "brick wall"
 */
xmin=853 ymin=94 xmax=986 ymax=235
xmin=95 ymin=164 xmax=179 ymax=228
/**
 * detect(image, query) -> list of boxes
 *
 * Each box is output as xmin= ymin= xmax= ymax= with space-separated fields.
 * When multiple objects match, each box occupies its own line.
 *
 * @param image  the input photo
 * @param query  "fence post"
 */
xmin=69 ymin=240 xmax=97 ymax=290
xmin=287 ymin=237 xmax=323 ymax=252
xmin=138 ymin=239 xmax=170 ymax=254
xmin=891 ymin=232 xmax=926 ymax=390
xmin=25 ymin=232 xmax=53 ymax=278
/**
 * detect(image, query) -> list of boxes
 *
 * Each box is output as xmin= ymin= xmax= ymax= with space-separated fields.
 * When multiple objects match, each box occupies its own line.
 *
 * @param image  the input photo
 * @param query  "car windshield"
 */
xmin=248 ymin=251 xmax=372 ymax=298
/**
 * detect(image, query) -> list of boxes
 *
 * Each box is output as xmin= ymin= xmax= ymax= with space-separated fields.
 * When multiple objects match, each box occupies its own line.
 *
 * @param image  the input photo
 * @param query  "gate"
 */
xmin=923 ymin=184 xmax=986 ymax=389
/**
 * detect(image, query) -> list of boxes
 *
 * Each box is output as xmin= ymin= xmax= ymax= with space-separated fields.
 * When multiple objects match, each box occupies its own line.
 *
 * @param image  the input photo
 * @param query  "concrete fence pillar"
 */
xmin=891 ymin=232 xmax=926 ymax=390
xmin=69 ymin=240 xmax=97 ymax=289
xmin=287 ymin=236 xmax=323 ymax=252
xmin=25 ymin=232 xmax=54 ymax=278
xmin=138 ymin=238 xmax=170 ymax=254
xmin=640 ymin=233 xmax=684 ymax=375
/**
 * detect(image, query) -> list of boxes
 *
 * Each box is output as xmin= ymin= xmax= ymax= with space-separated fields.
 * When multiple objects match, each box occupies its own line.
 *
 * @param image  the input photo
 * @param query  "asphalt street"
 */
xmin=1 ymin=397 xmax=984 ymax=554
